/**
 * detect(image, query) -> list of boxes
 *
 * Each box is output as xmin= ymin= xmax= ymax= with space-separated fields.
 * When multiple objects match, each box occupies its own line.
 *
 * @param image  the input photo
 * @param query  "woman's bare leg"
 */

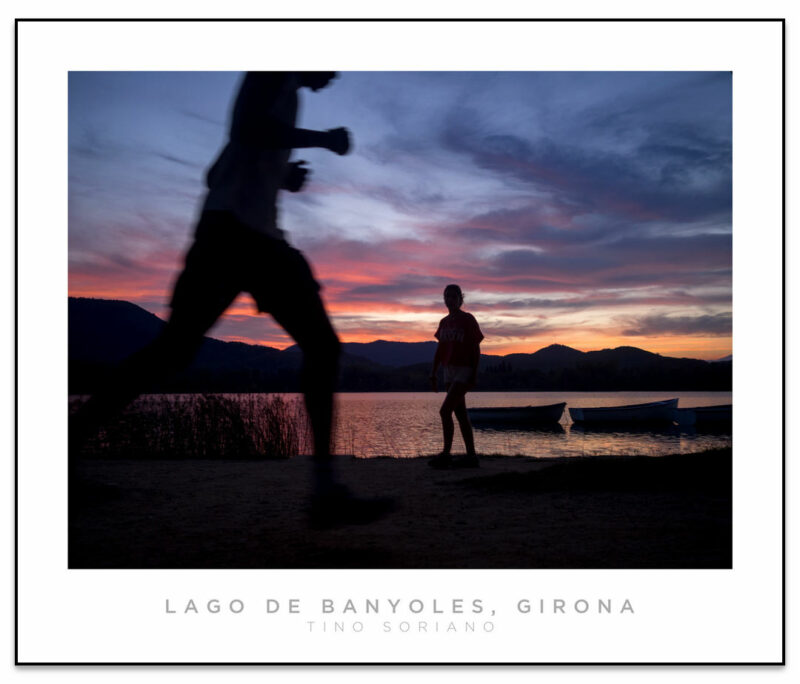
xmin=439 ymin=382 xmax=470 ymax=455
xmin=453 ymin=391 xmax=476 ymax=457
xmin=439 ymin=402 xmax=454 ymax=456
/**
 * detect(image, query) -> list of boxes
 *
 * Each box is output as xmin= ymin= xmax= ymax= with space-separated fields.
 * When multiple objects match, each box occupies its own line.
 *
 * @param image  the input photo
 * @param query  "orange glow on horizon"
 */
xmin=68 ymin=286 xmax=169 ymax=303
xmin=213 ymin=329 xmax=731 ymax=361
xmin=67 ymin=288 xmax=731 ymax=361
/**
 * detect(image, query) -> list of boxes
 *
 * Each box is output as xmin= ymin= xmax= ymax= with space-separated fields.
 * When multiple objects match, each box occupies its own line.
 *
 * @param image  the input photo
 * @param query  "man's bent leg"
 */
xmin=267 ymin=251 xmax=393 ymax=526
xmin=271 ymin=293 xmax=341 ymax=487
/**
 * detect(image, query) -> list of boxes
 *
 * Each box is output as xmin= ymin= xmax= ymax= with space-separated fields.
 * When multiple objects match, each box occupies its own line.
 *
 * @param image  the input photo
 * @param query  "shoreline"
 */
xmin=70 ymin=447 xmax=732 ymax=570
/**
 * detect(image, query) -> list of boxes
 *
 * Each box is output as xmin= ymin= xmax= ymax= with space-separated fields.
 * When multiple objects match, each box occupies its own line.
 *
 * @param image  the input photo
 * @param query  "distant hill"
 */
xmin=69 ymin=298 xmax=294 ymax=393
xmin=70 ymin=297 xmax=285 ymax=365
xmin=68 ymin=297 xmax=732 ymax=393
xmin=285 ymin=340 xmax=439 ymax=368
xmin=69 ymin=298 xmax=166 ymax=364
xmin=499 ymin=343 xmax=586 ymax=372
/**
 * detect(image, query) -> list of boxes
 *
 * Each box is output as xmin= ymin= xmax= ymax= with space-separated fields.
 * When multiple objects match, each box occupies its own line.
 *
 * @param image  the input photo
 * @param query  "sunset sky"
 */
xmin=68 ymin=71 xmax=732 ymax=359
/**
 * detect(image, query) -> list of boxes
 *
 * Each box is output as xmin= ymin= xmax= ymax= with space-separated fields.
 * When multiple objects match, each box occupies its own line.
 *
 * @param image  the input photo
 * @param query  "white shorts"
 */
xmin=443 ymin=365 xmax=474 ymax=386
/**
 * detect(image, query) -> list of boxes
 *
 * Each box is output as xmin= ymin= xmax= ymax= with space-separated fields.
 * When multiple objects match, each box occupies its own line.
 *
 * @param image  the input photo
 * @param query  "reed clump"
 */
xmin=70 ymin=393 xmax=309 ymax=460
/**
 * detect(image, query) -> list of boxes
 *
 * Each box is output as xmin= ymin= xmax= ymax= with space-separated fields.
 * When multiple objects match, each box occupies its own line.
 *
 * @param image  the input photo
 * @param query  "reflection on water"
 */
xmin=331 ymin=391 xmax=732 ymax=459
xmin=70 ymin=391 xmax=732 ymax=460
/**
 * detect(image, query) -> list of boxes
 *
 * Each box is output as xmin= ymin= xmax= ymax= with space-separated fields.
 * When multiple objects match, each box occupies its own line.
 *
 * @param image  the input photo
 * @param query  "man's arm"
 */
xmin=281 ymin=160 xmax=309 ymax=192
xmin=250 ymin=125 xmax=349 ymax=154
xmin=284 ymin=127 xmax=350 ymax=154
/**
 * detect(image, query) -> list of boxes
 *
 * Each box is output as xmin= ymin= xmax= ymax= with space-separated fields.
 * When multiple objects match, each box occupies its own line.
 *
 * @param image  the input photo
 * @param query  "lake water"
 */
xmin=71 ymin=390 xmax=732 ymax=460
xmin=330 ymin=391 xmax=731 ymax=459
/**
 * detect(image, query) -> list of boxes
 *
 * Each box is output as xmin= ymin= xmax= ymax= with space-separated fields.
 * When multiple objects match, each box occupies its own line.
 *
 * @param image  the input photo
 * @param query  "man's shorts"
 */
xmin=170 ymin=210 xmax=322 ymax=319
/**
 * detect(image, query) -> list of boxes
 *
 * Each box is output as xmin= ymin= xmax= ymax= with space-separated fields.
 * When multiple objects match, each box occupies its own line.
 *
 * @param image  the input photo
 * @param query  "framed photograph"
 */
xmin=16 ymin=18 xmax=783 ymax=664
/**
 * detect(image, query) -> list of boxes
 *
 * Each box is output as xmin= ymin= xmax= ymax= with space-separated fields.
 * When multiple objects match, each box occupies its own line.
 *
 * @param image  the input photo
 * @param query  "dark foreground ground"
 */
xmin=69 ymin=448 xmax=732 ymax=569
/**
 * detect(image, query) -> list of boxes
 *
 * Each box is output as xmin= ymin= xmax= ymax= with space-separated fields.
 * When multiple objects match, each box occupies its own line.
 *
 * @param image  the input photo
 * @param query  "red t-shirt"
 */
xmin=434 ymin=311 xmax=484 ymax=366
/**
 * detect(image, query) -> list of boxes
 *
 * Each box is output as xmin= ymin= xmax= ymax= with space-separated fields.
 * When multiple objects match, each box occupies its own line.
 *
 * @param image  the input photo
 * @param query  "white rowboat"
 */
xmin=568 ymin=398 xmax=678 ymax=424
xmin=673 ymin=404 xmax=732 ymax=426
xmin=468 ymin=402 xmax=566 ymax=425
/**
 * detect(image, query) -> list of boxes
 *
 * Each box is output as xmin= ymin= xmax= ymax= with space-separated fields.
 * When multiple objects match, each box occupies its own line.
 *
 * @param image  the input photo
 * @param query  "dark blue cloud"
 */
xmin=440 ymin=122 xmax=730 ymax=224
xmin=485 ymin=233 xmax=731 ymax=289
xmin=346 ymin=275 xmax=450 ymax=299
xmin=621 ymin=312 xmax=732 ymax=337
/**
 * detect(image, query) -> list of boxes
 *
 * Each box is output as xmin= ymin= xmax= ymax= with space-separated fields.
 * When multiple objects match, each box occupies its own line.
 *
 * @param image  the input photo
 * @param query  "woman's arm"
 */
xmin=467 ymin=315 xmax=483 ymax=387
xmin=430 ymin=344 xmax=442 ymax=392
xmin=467 ymin=343 xmax=480 ymax=388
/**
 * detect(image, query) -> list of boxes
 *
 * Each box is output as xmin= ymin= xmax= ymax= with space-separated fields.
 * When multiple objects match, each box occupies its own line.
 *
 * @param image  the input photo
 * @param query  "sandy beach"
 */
xmin=68 ymin=448 xmax=731 ymax=569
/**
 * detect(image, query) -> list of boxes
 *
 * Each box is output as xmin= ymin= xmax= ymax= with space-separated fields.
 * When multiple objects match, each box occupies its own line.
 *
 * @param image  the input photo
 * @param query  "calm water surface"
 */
xmin=327 ymin=391 xmax=731 ymax=459
xmin=73 ymin=391 xmax=732 ymax=459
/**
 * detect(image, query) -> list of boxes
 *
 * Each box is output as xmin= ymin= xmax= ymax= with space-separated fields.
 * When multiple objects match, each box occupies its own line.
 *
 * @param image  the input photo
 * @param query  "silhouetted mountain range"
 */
xmin=286 ymin=340 xmax=440 ymax=368
xmin=68 ymin=297 xmax=732 ymax=393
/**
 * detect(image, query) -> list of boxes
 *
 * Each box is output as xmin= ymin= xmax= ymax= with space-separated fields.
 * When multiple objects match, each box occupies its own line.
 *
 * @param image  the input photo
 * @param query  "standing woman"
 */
xmin=429 ymin=284 xmax=484 ymax=468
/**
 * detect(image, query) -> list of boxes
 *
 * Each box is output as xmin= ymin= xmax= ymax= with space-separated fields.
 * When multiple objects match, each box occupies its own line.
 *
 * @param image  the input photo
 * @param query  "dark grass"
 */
xmin=69 ymin=393 xmax=310 ymax=460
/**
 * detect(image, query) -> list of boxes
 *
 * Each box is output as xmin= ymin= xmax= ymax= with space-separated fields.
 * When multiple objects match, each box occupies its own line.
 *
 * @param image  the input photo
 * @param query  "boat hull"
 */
xmin=568 ymin=398 xmax=678 ymax=424
xmin=673 ymin=404 xmax=732 ymax=426
xmin=468 ymin=402 xmax=566 ymax=426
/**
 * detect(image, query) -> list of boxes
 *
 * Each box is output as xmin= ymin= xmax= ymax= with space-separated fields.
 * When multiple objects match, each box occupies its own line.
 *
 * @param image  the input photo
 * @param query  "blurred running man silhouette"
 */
xmin=71 ymin=72 xmax=391 ymax=527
